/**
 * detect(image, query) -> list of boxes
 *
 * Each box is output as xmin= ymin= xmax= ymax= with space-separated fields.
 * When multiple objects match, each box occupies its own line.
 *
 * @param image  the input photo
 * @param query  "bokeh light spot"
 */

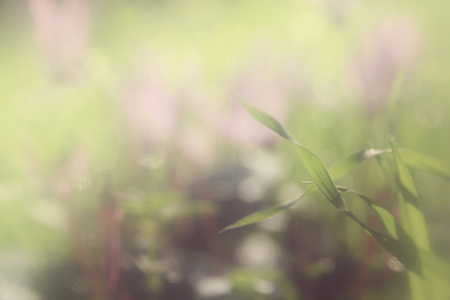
xmin=195 ymin=276 xmax=232 ymax=298
xmin=238 ymin=178 xmax=265 ymax=203
xmin=318 ymin=257 xmax=336 ymax=273
xmin=236 ymin=234 xmax=280 ymax=269
xmin=387 ymin=256 xmax=404 ymax=272
xmin=253 ymin=278 xmax=276 ymax=295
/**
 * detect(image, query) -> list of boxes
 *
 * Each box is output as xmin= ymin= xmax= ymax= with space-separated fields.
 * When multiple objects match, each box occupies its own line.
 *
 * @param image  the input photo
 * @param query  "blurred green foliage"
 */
xmin=1 ymin=0 xmax=449 ymax=299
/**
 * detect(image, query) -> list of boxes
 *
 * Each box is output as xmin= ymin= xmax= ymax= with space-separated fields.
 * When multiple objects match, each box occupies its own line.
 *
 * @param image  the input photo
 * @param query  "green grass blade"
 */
xmin=390 ymin=139 xmax=430 ymax=250
xmin=340 ymin=189 xmax=450 ymax=291
xmin=222 ymin=101 xmax=388 ymax=232
xmin=221 ymin=149 xmax=389 ymax=232
xmin=401 ymin=149 xmax=450 ymax=180
xmin=220 ymin=193 xmax=307 ymax=233
xmin=328 ymin=148 xmax=390 ymax=179
xmin=340 ymin=188 xmax=398 ymax=239
xmin=417 ymin=249 xmax=450 ymax=298
xmin=361 ymin=223 xmax=423 ymax=276
xmin=337 ymin=188 xmax=450 ymax=290
xmin=240 ymin=99 xmax=297 ymax=142
xmin=294 ymin=145 xmax=348 ymax=212
xmin=227 ymin=100 xmax=450 ymax=297
xmin=241 ymin=100 xmax=348 ymax=212
xmin=390 ymin=139 xmax=433 ymax=300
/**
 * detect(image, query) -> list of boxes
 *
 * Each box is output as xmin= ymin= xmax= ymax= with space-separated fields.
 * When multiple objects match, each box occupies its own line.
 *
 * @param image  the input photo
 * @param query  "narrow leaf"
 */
xmin=223 ymin=101 xmax=388 ymax=232
xmin=390 ymin=139 xmax=430 ymax=250
xmin=240 ymin=99 xmax=296 ymax=142
xmin=220 ymin=194 xmax=305 ymax=233
xmin=221 ymin=148 xmax=388 ymax=232
xmin=390 ymin=138 xmax=432 ymax=300
xmin=295 ymin=145 xmax=348 ymax=212
xmin=224 ymin=100 xmax=450 ymax=296
xmin=343 ymin=188 xmax=450 ymax=294
xmin=341 ymin=189 xmax=398 ymax=239
xmin=328 ymin=148 xmax=390 ymax=179
xmin=402 ymin=149 xmax=450 ymax=180
xmin=240 ymin=100 xmax=348 ymax=212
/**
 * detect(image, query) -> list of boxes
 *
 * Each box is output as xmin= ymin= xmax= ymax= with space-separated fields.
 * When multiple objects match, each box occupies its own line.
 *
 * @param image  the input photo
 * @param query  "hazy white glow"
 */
xmin=238 ymin=178 xmax=265 ymax=203
xmin=387 ymin=256 xmax=404 ymax=272
xmin=253 ymin=279 xmax=276 ymax=295
xmin=236 ymin=234 xmax=280 ymax=269
xmin=195 ymin=276 xmax=232 ymax=298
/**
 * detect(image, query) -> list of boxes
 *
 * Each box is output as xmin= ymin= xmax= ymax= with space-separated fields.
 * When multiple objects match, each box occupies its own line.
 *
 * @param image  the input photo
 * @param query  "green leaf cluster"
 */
xmin=222 ymin=100 xmax=450 ymax=299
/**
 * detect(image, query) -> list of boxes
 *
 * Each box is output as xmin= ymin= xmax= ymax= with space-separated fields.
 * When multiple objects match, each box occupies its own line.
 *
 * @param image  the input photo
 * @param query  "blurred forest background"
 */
xmin=1 ymin=0 xmax=450 ymax=299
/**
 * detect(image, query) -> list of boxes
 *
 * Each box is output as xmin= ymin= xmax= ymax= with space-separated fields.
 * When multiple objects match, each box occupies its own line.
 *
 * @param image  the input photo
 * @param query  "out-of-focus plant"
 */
xmin=349 ymin=19 xmax=418 ymax=116
xmin=28 ymin=0 xmax=90 ymax=79
xmin=222 ymin=100 xmax=450 ymax=300
xmin=3 ymin=1 xmax=450 ymax=299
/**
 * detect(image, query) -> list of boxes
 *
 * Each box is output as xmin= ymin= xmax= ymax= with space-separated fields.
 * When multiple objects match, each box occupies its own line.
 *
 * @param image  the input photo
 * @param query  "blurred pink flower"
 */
xmin=177 ymin=125 xmax=214 ymax=168
xmin=122 ymin=66 xmax=179 ymax=154
xmin=122 ymin=55 xmax=223 ymax=174
xmin=28 ymin=0 xmax=90 ymax=79
xmin=223 ymin=45 xmax=304 ymax=146
xmin=349 ymin=19 xmax=419 ymax=115
xmin=223 ymin=81 xmax=285 ymax=146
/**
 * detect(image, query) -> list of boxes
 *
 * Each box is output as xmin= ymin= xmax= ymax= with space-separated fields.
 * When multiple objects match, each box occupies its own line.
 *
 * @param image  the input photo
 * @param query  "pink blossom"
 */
xmin=349 ymin=19 xmax=419 ymax=115
xmin=28 ymin=0 xmax=90 ymax=78
xmin=223 ymin=45 xmax=304 ymax=146
xmin=177 ymin=125 xmax=214 ymax=168
xmin=122 ymin=67 xmax=179 ymax=153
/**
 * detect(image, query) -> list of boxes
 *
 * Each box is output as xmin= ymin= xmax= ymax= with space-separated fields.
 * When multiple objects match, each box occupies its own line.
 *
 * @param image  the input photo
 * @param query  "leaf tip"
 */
xmin=219 ymin=226 xmax=232 ymax=234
